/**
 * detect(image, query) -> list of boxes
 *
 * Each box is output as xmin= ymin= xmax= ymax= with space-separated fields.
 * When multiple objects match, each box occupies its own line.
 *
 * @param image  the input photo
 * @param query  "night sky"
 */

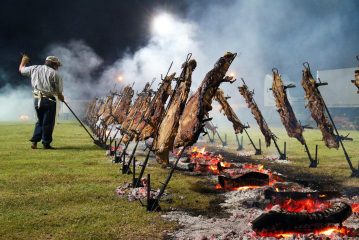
xmin=0 ymin=0 xmax=189 ymax=88
xmin=1 ymin=0 xmax=359 ymax=91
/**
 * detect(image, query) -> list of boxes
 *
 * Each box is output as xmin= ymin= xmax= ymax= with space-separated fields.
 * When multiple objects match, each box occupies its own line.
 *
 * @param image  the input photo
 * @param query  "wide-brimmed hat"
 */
xmin=45 ymin=56 xmax=61 ymax=66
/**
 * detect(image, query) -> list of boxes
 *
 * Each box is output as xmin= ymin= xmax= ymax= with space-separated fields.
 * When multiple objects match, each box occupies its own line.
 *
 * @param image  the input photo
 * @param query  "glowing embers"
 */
xmin=268 ymin=226 xmax=352 ymax=238
xmin=266 ymin=198 xmax=331 ymax=213
xmin=218 ymin=172 xmax=269 ymax=190
xmin=216 ymin=163 xmax=279 ymax=191
xmin=189 ymin=147 xmax=224 ymax=175
xmin=253 ymin=201 xmax=353 ymax=238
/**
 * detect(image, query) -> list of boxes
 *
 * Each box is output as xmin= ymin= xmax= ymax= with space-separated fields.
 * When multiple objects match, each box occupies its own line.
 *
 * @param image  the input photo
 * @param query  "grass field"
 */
xmin=0 ymin=122 xmax=358 ymax=239
xmin=0 ymin=122 xmax=218 ymax=240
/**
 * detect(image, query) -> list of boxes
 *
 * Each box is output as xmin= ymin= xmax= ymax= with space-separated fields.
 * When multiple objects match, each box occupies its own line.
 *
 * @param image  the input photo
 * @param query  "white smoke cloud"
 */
xmin=0 ymin=84 xmax=34 ymax=121
xmin=1 ymin=0 xmax=358 ymax=125
xmin=45 ymin=40 xmax=103 ymax=98
xmin=99 ymin=12 xmax=204 ymax=91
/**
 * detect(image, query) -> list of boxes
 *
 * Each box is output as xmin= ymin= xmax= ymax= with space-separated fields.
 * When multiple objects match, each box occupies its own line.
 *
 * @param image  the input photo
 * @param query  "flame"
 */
xmin=19 ymin=114 xmax=29 ymax=121
xmin=352 ymin=203 xmax=359 ymax=213
xmin=189 ymin=146 xmax=223 ymax=175
xmin=266 ymin=198 xmax=330 ymax=213
xmin=266 ymin=226 xmax=351 ymax=238
xmin=215 ymin=184 xmax=222 ymax=190
xmin=233 ymin=186 xmax=261 ymax=191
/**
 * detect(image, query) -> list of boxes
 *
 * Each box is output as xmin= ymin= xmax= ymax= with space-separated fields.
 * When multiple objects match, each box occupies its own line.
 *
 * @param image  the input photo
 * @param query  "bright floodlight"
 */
xmin=117 ymin=75 xmax=124 ymax=82
xmin=152 ymin=13 xmax=173 ymax=35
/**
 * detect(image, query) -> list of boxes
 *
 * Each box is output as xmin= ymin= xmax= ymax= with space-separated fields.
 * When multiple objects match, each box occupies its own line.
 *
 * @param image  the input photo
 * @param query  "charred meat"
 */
xmin=174 ymin=52 xmax=237 ymax=148
xmin=137 ymin=73 xmax=175 ymax=141
xmin=239 ymin=83 xmax=273 ymax=147
xmin=302 ymin=63 xmax=339 ymax=149
xmin=271 ymin=68 xmax=305 ymax=144
xmin=214 ymin=88 xmax=246 ymax=134
xmin=153 ymin=59 xmax=197 ymax=164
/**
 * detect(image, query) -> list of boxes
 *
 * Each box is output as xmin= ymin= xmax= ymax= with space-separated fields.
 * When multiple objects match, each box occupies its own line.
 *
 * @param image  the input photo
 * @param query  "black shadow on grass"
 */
xmin=57 ymin=145 xmax=101 ymax=151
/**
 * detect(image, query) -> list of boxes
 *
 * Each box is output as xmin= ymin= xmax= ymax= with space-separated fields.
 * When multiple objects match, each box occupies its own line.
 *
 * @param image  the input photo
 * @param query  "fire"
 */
xmin=352 ymin=203 xmax=359 ymax=213
xmin=267 ymin=226 xmax=351 ymax=238
xmin=189 ymin=146 xmax=223 ymax=175
xmin=220 ymin=162 xmax=231 ymax=168
xmin=233 ymin=186 xmax=261 ymax=191
xmin=215 ymin=184 xmax=260 ymax=191
xmin=266 ymin=198 xmax=331 ymax=213
xmin=19 ymin=114 xmax=29 ymax=121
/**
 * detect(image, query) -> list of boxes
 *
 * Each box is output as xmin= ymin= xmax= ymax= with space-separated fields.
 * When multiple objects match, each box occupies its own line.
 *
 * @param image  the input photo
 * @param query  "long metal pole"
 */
xmin=125 ymin=140 xmax=140 ymax=174
xmin=315 ymin=80 xmax=357 ymax=174
xmin=63 ymin=101 xmax=96 ymax=142
xmin=244 ymin=129 xmax=261 ymax=155
xmin=272 ymin=136 xmax=286 ymax=160
xmin=136 ymin=149 xmax=151 ymax=187
xmin=150 ymin=146 xmax=187 ymax=211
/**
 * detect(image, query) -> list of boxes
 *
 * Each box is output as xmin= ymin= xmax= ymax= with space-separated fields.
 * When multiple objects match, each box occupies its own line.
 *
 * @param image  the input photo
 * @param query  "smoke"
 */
xmin=45 ymin=40 xmax=103 ymax=98
xmin=99 ymin=12 xmax=203 ymax=91
xmin=0 ymin=84 xmax=34 ymax=121
xmin=1 ymin=0 xmax=358 ymax=124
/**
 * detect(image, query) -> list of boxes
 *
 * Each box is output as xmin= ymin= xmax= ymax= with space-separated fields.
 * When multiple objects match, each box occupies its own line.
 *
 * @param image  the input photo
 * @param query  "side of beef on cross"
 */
xmin=301 ymin=63 xmax=339 ymax=149
xmin=214 ymin=88 xmax=246 ymax=134
xmin=152 ymin=59 xmax=197 ymax=164
xmin=137 ymin=73 xmax=175 ymax=142
xmin=238 ymin=82 xmax=274 ymax=147
xmin=111 ymin=85 xmax=135 ymax=125
xmin=271 ymin=68 xmax=305 ymax=145
xmin=120 ymin=82 xmax=152 ymax=141
xmin=174 ymin=52 xmax=237 ymax=149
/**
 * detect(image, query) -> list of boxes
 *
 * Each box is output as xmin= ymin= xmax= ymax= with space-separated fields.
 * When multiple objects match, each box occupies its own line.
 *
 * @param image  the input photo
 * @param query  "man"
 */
xmin=19 ymin=54 xmax=64 ymax=149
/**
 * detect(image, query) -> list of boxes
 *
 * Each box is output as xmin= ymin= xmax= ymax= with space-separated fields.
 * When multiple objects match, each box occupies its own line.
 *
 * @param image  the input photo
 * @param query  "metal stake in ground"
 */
xmin=124 ymin=140 xmax=140 ymax=174
xmin=136 ymin=148 xmax=151 ymax=188
xmin=316 ymin=77 xmax=358 ymax=177
xmin=243 ymin=128 xmax=261 ymax=155
xmin=148 ymin=146 xmax=188 ymax=212
xmin=236 ymin=134 xmax=243 ymax=151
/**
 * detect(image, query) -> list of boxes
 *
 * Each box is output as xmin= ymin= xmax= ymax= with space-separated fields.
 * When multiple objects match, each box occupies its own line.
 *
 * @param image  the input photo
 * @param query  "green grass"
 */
xmin=1 ymin=122 xmax=358 ymax=239
xmin=0 ymin=122 xmax=218 ymax=240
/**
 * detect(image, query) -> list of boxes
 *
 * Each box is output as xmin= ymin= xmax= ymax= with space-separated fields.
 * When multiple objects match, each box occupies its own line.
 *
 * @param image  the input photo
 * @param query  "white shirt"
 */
xmin=20 ymin=65 xmax=63 ymax=96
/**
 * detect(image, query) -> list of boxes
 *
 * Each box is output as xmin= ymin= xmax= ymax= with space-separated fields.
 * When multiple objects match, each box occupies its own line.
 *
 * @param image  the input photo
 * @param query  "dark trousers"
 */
xmin=30 ymin=97 xmax=57 ymax=145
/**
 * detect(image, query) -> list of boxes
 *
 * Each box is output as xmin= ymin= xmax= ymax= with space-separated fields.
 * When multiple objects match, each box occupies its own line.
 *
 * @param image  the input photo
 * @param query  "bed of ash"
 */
xmin=160 ymin=148 xmax=358 ymax=240
xmin=162 ymin=185 xmax=359 ymax=239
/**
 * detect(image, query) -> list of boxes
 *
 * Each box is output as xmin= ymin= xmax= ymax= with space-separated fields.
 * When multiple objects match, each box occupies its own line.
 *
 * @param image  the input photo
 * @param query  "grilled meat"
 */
xmin=214 ymin=88 xmax=246 ymax=134
xmin=302 ymin=64 xmax=338 ymax=148
xmin=153 ymin=59 xmax=197 ymax=164
xmin=239 ymin=84 xmax=273 ymax=147
xmin=174 ymin=52 xmax=237 ymax=148
xmin=272 ymin=69 xmax=305 ymax=144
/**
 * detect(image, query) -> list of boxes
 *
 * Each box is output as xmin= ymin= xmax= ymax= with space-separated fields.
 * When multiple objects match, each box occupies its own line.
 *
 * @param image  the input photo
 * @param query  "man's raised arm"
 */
xmin=19 ymin=54 xmax=30 ymax=73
